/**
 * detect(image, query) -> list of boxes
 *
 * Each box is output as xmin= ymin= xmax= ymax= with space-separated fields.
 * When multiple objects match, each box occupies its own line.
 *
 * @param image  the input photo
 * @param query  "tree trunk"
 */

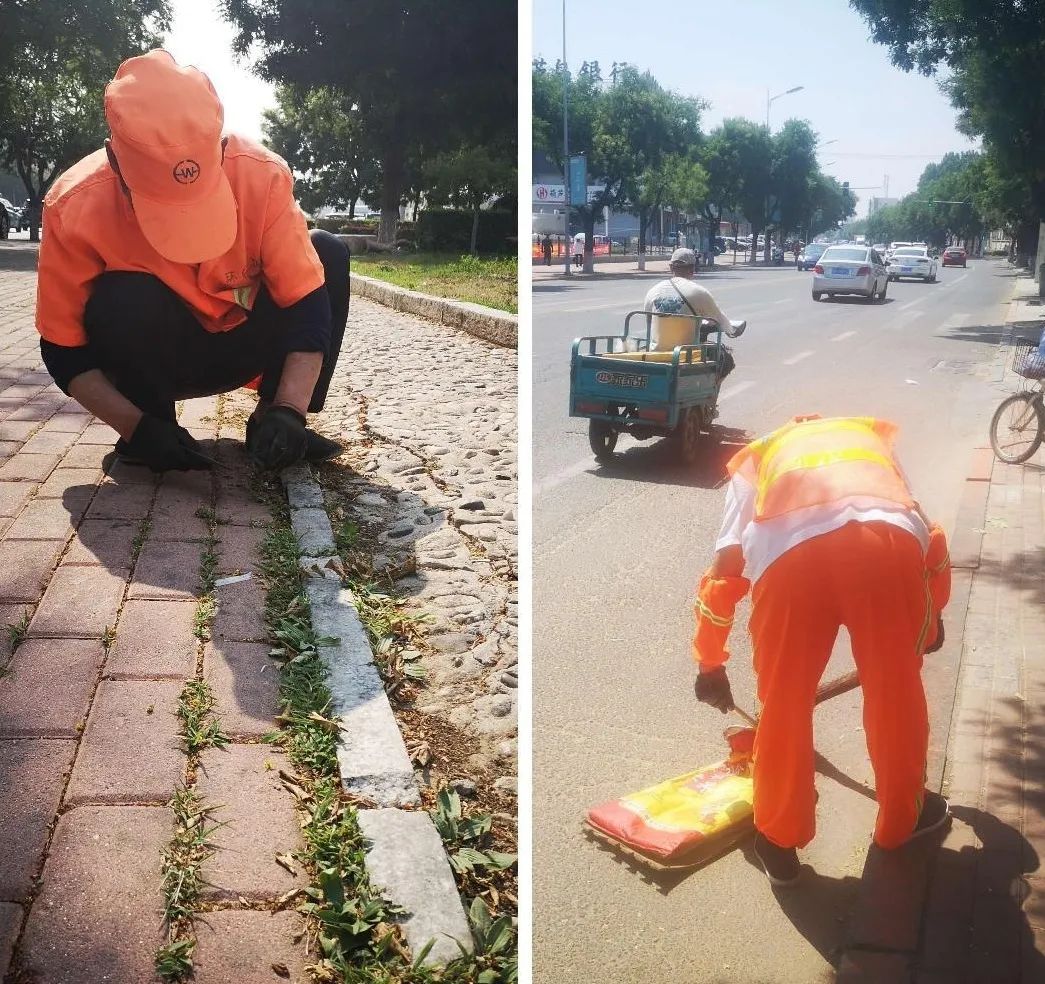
xmin=583 ymin=208 xmax=597 ymax=274
xmin=638 ymin=208 xmax=648 ymax=272
xmin=348 ymin=197 xmax=357 ymax=220
xmin=378 ymin=147 xmax=403 ymax=245
xmin=469 ymin=200 xmax=480 ymax=256
xmin=751 ymin=224 xmax=761 ymax=264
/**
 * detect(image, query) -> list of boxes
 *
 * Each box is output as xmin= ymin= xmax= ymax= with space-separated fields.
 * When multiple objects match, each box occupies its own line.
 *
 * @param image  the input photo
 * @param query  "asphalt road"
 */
xmin=532 ymin=258 xmax=1016 ymax=984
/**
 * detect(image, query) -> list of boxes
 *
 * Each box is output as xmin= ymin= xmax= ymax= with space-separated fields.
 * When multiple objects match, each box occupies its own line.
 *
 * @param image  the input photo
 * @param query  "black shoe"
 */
xmin=906 ymin=792 xmax=950 ymax=844
xmin=113 ymin=438 xmax=149 ymax=467
xmin=753 ymin=832 xmax=802 ymax=887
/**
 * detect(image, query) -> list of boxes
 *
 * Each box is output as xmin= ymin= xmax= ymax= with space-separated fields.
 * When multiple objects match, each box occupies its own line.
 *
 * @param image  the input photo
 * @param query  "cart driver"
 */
xmin=643 ymin=248 xmax=743 ymax=377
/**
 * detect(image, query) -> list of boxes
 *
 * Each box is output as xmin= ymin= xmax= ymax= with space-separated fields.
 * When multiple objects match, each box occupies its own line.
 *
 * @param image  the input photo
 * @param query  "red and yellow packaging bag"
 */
xmin=586 ymin=728 xmax=756 ymax=866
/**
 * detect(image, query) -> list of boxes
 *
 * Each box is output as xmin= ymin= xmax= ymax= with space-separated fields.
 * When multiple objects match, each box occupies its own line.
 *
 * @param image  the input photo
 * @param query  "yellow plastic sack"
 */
xmin=586 ymin=727 xmax=755 ymax=866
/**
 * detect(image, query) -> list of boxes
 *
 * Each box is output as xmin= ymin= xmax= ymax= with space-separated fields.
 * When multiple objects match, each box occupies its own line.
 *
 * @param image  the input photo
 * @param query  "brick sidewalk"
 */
xmin=0 ymin=252 xmax=309 ymax=982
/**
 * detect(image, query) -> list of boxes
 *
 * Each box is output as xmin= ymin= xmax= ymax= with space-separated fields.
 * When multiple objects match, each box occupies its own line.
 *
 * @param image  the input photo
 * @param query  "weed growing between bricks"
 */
xmin=257 ymin=481 xmax=518 ymax=983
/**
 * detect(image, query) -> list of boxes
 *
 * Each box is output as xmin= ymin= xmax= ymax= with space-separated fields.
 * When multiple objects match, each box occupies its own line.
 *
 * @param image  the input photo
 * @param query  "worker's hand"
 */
xmin=924 ymin=615 xmax=945 ymax=654
xmin=126 ymin=414 xmax=213 ymax=473
xmin=695 ymin=666 xmax=734 ymax=713
xmin=249 ymin=405 xmax=308 ymax=471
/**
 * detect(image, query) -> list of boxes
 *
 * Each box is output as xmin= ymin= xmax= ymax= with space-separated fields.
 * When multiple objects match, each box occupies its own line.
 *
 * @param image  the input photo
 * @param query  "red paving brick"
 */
xmin=215 ymin=479 xmax=272 ymax=527
xmin=0 ymin=480 xmax=37 ymax=516
xmin=149 ymin=483 xmax=210 ymax=541
xmin=65 ymin=680 xmax=183 ymax=806
xmin=0 ymin=420 xmax=40 ymax=442
xmin=0 ymin=901 xmax=21 ymax=981
xmin=105 ymin=459 xmax=158 ymax=485
xmin=16 ymin=806 xmax=168 ymax=984
xmin=0 ymin=539 xmax=63 ymax=603
xmin=63 ymin=518 xmax=140 ymax=567
xmin=0 ymin=453 xmax=60 ymax=482
xmin=84 ymin=481 xmax=154 ymax=520
xmin=58 ymin=442 xmax=112 ymax=471
xmin=0 ymin=639 xmax=104 ymax=737
xmin=78 ymin=421 xmax=120 ymax=445
xmin=108 ymin=600 xmax=198 ymax=679
xmin=213 ymin=578 xmax=268 ymax=642
xmin=4 ymin=496 xmax=87 ymax=540
xmin=40 ymin=411 xmax=90 ymax=434
xmin=197 ymin=745 xmax=305 ymax=900
xmin=35 ymin=467 xmax=102 ymax=499
xmin=20 ymin=429 xmax=78 ymax=456
xmin=29 ymin=565 xmax=128 ymax=638
xmin=205 ymin=640 xmax=279 ymax=737
xmin=128 ymin=539 xmax=202 ymax=601
xmin=0 ymin=739 xmax=76 ymax=900
xmin=192 ymin=909 xmax=307 ymax=983
xmin=216 ymin=524 xmax=264 ymax=575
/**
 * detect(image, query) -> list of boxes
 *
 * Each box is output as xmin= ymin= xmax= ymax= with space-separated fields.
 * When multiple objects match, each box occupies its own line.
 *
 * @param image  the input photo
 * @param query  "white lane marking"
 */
xmin=773 ymin=298 xmax=790 ymax=305
xmin=948 ymin=272 xmax=969 ymax=286
xmin=719 ymin=380 xmax=754 ymax=401
xmin=782 ymin=350 xmax=814 ymax=366
xmin=533 ymin=456 xmax=596 ymax=498
xmin=831 ymin=330 xmax=856 ymax=342
xmin=898 ymin=298 xmax=925 ymax=312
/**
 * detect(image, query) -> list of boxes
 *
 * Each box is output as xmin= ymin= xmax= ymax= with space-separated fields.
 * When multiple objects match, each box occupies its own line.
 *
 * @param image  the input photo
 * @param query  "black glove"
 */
xmin=695 ymin=666 xmax=734 ymax=713
xmin=126 ymin=414 xmax=213 ymax=473
xmin=924 ymin=615 xmax=945 ymax=654
xmin=249 ymin=405 xmax=308 ymax=470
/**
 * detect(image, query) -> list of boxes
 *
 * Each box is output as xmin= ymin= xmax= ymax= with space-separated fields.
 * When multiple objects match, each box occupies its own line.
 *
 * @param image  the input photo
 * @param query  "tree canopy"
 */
xmin=223 ymin=0 xmax=516 ymax=243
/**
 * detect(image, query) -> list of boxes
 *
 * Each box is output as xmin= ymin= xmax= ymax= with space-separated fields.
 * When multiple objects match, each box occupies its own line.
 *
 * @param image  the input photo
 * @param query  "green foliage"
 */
xmin=416 ymin=210 xmax=516 ymax=256
xmin=0 ymin=0 xmax=168 ymax=234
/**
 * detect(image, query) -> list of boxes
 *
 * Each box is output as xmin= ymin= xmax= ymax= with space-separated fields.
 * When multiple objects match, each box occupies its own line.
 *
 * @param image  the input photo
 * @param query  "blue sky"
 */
xmin=532 ymin=0 xmax=981 ymax=217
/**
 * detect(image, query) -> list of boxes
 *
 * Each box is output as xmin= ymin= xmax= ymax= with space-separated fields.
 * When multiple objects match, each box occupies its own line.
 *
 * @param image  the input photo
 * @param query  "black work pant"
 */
xmin=82 ymin=229 xmax=349 ymax=421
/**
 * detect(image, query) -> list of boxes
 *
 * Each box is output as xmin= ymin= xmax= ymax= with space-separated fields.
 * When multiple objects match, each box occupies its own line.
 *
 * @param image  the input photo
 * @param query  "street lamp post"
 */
xmin=561 ymin=0 xmax=571 ymax=276
xmin=763 ymin=85 xmax=804 ymax=262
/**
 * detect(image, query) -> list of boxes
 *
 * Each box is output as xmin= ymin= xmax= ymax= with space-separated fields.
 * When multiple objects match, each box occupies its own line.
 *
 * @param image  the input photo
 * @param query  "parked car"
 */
xmin=812 ymin=245 xmax=889 ymax=302
xmin=797 ymin=242 xmax=828 ymax=271
xmin=887 ymin=245 xmax=938 ymax=282
xmin=872 ymin=243 xmax=887 ymax=253
xmin=942 ymin=246 xmax=968 ymax=268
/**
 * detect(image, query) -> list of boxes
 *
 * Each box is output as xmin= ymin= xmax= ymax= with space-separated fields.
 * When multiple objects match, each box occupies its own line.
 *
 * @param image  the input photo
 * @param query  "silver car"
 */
xmin=812 ymin=245 xmax=888 ymax=302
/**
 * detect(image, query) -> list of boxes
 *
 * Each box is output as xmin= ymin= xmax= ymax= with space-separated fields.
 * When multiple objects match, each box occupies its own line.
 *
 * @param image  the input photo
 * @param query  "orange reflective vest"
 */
xmin=726 ymin=416 xmax=915 ymax=522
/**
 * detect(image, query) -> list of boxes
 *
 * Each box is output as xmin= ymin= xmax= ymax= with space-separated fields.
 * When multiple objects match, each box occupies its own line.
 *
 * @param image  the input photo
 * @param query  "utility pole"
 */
xmin=561 ymin=0 xmax=571 ymax=276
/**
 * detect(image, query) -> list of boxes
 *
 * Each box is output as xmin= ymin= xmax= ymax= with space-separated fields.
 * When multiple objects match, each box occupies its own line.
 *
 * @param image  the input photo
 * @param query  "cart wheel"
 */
xmin=812 ymin=291 xmax=822 ymax=301
xmin=588 ymin=420 xmax=618 ymax=460
xmin=675 ymin=408 xmax=704 ymax=465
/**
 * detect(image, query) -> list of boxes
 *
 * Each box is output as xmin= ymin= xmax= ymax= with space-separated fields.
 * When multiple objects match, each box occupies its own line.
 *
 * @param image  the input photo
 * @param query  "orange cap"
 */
xmin=104 ymin=50 xmax=237 ymax=263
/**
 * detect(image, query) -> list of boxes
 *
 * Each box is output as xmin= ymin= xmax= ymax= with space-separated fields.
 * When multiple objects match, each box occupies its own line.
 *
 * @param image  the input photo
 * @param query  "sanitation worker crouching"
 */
xmin=35 ymin=49 xmax=346 ymax=473
xmin=691 ymin=414 xmax=952 ymax=886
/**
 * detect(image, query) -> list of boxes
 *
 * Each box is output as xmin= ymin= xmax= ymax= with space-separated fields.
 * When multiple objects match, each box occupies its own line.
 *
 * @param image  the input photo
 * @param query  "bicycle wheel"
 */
xmin=990 ymin=392 xmax=1045 ymax=463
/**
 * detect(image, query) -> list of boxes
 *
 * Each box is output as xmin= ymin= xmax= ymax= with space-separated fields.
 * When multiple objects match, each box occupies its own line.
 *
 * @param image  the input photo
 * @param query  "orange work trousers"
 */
xmin=749 ymin=521 xmax=931 ymax=850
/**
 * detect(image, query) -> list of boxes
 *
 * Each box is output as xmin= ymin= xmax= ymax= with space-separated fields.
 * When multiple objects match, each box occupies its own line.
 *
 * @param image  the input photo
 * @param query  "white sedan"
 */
xmin=811 ymin=245 xmax=889 ymax=302
xmin=887 ymin=246 xmax=937 ymax=282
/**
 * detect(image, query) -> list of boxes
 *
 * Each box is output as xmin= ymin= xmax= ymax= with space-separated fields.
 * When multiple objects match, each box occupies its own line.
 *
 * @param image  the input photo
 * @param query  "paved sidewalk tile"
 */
xmin=0 ymin=453 xmax=60 ymax=482
xmin=16 ymin=805 xmax=168 ymax=984
xmin=0 ymin=901 xmax=21 ymax=982
xmin=35 ymin=467 xmax=102 ymax=499
xmin=191 ymin=910 xmax=307 ymax=983
xmin=0 ymin=638 xmax=104 ymax=736
xmin=4 ymin=496 xmax=88 ymax=540
xmin=128 ymin=539 xmax=202 ymax=600
xmin=197 ymin=744 xmax=305 ymax=900
xmin=29 ymin=564 xmax=129 ymax=638
xmin=59 ymin=443 xmax=112 ymax=472
xmin=108 ymin=600 xmax=198 ymax=679
xmin=215 ymin=524 xmax=264 ymax=575
xmin=85 ymin=481 xmax=154 ymax=520
xmin=0 ymin=480 xmax=37 ymax=516
xmin=0 ymin=603 xmax=31 ymax=662
xmin=64 ymin=518 xmax=140 ymax=568
xmin=20 ymin=429 xmax=78 ymax=456
xmin=212 ymin=577 xmax=268 ymax=643
xmin=204 ymin=640 xmax=279 ymax=737
xmin=149 ymin=470 xmax=213 ymax=541
xmin=0 ymin=739 xmax=76 ymax=901
xmin=65 ymin=680 xmax=183 ymax=806
xmin=0 ymin=539 xmax=63 ymax=603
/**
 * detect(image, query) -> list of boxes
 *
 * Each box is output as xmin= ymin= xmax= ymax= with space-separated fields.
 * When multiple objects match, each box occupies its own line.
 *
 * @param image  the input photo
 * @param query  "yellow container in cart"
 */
xmin=586 ymin=727 xmax=756 ymax=868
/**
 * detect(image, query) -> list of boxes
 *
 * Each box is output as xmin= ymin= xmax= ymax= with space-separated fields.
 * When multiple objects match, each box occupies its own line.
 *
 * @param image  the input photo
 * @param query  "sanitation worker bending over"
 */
xmin=643 ymin=247 xmax=743 ymax=376
xmin=691 ymin=415 xmax=952 ymax=886
xmin=35 ymin=49 xmax=346 ymax=473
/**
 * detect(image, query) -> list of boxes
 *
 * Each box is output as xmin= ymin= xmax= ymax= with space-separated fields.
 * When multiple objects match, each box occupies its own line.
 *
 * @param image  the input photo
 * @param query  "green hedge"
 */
xmin=417 ymin=209 xmax=515 ymax=255
xmin=310 ymin=217 xmax=418 ymax=239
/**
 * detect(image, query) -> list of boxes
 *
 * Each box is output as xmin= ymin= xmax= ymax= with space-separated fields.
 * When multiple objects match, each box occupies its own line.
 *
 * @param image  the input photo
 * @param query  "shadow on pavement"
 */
xmin=588 ymin=424 xmax=751 ymax=490
xmin=0 ymin=244 xmax=39 ymax=272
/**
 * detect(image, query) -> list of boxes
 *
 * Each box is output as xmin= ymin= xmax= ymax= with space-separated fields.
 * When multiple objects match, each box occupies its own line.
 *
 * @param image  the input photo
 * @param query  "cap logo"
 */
xmin=173 ymin=159 xmax=201 ymax=184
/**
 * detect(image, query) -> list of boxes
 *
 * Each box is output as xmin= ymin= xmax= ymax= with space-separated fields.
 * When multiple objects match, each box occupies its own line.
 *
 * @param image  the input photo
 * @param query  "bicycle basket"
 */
xmin=1012 ymin=339 xmax=1045 ymax=380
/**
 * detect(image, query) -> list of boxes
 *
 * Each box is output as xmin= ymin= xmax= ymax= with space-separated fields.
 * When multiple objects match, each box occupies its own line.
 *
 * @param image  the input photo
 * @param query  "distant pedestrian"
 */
xmin=542 ymin=234 xmax=552 ymax=265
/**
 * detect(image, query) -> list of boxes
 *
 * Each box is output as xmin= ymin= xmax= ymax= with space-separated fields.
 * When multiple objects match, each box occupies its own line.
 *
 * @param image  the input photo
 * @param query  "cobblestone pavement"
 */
xmin=315 ymin=295 xmax=518 ymax=773
xmin=0 ymin=248 xmax=308 ymax=982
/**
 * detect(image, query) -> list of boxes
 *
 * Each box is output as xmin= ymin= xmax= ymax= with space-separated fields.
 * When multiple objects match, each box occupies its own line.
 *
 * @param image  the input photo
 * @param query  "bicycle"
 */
xmin=989 ymin=337 xmax=1045 ymax=463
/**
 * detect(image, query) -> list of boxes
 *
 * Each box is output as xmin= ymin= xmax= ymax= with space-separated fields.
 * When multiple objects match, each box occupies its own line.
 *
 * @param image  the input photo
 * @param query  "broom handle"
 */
xmin=732 ymin=668 xmax=862 ymax=726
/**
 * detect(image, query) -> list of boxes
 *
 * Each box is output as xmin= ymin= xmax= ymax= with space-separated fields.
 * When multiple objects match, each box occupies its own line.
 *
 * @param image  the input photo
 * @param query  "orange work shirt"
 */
xmin=36 ymin=134 xmax=324 ymax=348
